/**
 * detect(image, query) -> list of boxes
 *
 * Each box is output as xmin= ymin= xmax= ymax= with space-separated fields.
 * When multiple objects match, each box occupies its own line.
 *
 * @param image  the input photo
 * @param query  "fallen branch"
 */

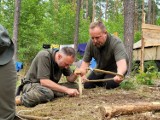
xmin=97 ymin=102 xmax=160 ymax=120
xmin=17 ymin=110 xmax=51 ymax=120
xmin=18 ymin=114 xmax=51 ymax=120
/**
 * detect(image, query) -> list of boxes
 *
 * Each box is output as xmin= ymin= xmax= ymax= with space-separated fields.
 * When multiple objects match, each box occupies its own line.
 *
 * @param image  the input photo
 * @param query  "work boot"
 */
xmin=15 ymin=96 xmax=22 ymax=106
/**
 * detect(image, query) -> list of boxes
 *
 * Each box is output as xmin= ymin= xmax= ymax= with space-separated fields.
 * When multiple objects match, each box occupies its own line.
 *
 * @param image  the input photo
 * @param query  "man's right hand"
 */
xmin=66 ymin=88 xmax=79 ymax=97
xmin=74 ymin=68 xmax=87 ymax=76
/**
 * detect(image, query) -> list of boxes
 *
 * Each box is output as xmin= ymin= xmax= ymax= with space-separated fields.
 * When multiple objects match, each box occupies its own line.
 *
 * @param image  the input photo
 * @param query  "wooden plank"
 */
xmin=133 ymin=46 xmax=160 ymax=60
xmin=143 ymin=29 xmax=160 ymax=40
xmin=142 ymin=23 xmax=160 ymax=31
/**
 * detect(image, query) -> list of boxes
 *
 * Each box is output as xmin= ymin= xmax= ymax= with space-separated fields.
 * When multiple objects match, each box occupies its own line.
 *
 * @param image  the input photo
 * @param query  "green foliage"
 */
xmin=0 ymin=0 xmax=14 ymax=35
xmin=156 ymin=17 xmax=160 ymax=25
xmin=1 ymin=0 xmax=160 ymax=69
xmin=120 ymin=79 xmax=136 ymax=90
xmin=104 ymin=14 xmax=124 ymax=40
xmin=136 ymin=61 xmax=159 ymax=85
xmin=79 ymin=11 xmax=90 ymax=43
xmin=18 ymin=0 xmax=48 ymax=64
xmin=134 ymin=31 xmax=141 ymax=43
xmin=52 ymin=3 xmax=76 ymax=44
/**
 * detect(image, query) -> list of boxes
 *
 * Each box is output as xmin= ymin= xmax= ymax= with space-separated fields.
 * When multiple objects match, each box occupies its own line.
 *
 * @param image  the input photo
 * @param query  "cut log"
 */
xmin=97 ymin=102 xmax=160 ymax=120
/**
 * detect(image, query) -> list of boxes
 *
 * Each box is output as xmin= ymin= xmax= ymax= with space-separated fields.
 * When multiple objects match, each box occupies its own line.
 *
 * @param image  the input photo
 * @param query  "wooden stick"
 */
xmin=85 ymin=78 xmax=114 ymax=83
xmin=93 ymin=68 xmax=124 ymax=78
xmin=97 ymin=102 xmax=160 ymax=120
xmin=18 ymin=114 xmax=51 ymax=120
xmin=78 ymin=76 xmax=82 ymax=97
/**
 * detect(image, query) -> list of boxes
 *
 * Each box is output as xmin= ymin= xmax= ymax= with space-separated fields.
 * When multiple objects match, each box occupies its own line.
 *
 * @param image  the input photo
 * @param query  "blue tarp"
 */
xmin=15 ymin=61 xmax=23 ymax=72
xmin=77 ymin=43 xmax=97 ymax=69
xmin=78 ymin=43 xmax=87 ymax=56
xmin=90 ymin=58 xmax=96 ymax=69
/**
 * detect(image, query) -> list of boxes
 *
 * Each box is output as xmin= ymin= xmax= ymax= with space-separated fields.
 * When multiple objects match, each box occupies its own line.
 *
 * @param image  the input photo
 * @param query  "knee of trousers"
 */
xmin=21 ymin=86 xmax=54 ymax=107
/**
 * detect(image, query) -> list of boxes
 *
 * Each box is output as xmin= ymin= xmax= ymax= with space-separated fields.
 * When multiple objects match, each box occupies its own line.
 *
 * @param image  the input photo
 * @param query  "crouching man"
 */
xmin=16 ymin=47 xmax=79 ymax=107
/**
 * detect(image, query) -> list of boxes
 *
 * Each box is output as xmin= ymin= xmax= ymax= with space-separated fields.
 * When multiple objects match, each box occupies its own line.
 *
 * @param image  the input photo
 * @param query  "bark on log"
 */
xmin=97 ymin=102 xmax=160 ymax=120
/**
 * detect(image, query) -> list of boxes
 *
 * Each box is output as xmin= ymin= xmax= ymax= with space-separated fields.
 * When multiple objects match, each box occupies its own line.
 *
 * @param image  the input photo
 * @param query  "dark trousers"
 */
xmin=21 ymin=82 xmax=78 ymax=107
xmin=84 ymin=71 xmax=119 ymax=89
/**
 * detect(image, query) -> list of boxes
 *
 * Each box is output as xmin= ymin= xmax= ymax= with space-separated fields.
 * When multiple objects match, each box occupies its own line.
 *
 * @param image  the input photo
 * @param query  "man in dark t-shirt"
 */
xmin=16 ymin=47 xmax=79 ymax=107
xmin=75 ymin=21 xmax=128 ymax=89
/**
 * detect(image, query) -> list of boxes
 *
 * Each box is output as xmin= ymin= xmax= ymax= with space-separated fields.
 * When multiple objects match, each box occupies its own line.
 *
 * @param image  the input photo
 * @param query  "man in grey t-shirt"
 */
xmin=16 ymin=47 xmax=79 ymax=107
xmin=75 ymin=21 xmax=128 ymax=89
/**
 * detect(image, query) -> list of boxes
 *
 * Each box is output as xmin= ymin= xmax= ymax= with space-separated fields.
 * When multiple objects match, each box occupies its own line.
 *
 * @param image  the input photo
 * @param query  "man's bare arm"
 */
xmin=40 ymin=79 xmax=79 ymax=96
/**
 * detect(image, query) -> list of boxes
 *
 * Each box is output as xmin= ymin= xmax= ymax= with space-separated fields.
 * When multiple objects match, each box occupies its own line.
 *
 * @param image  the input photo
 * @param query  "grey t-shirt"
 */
xmin=83 ymin=33 xmax=128 ymax=71
xmin=25 ymin=49 xmax=72 ymax=83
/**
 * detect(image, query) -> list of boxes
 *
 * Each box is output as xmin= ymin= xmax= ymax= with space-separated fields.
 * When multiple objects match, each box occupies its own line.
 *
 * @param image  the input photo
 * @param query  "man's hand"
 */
xmin=113 ymin=74 xmax=124 ymax=83
xmin=66 ymin=88 xmax=79 ymax=97
xmin=81 ymin=75 xmax=88 ymax=83
xmin=74 ymin=68 xmax=87 ymax=77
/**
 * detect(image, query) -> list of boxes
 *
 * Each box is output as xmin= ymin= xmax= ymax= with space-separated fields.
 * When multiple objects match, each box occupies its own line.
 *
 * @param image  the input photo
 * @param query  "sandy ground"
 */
xmin=16 ymin=80 xmax=160 ymax=120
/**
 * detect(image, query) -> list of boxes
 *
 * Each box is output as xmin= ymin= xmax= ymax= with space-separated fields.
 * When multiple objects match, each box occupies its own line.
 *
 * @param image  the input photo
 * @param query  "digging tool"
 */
xmin=88 ymin=68 xmax=124 ymax=78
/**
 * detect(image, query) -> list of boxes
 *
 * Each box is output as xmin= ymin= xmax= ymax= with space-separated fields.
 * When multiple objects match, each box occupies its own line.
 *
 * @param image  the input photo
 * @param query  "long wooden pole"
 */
xmin=89 ymin=68 xmax=124 ymax=78
xmin=85 ymin=78 xmax=114 ymax=83
xmin=140 ymin=0 xmax=145 ymax=72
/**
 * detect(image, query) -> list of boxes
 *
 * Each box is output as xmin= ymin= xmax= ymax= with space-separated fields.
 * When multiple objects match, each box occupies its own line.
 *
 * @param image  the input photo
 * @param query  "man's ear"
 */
xmin=57 ymin=53 xmax=62 ymax=60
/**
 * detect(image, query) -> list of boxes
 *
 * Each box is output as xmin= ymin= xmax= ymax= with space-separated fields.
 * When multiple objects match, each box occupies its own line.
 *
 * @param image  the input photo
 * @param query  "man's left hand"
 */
xmin=113 ymin=75 xmax=124 ymax=83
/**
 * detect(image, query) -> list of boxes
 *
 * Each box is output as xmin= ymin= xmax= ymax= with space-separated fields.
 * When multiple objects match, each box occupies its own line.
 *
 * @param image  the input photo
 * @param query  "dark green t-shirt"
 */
xmin=25 ymin=49 xmax=72 ymax=83
xmin=83 ymin=33 xmax=128 ymax=71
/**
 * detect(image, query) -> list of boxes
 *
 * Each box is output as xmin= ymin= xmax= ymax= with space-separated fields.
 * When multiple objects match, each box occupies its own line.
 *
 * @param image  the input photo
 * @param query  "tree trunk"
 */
xmin=74 ymin=0 xmax=81 ymax=55
xmin=86 ymin=0 xmax=88 ymax=18
xmin=147 ymin=0 xmax=152 ymax=24
xmin=81 ymin=0 xmax=83 ymax=10
xmin=97 ymin=1 xmax=102 ymax=21
xmin=13 ymin=0 xmax=21 ymax=61
xmin=152 ymin=1 xmax=156 ymax=25
xmin=134 ymin=0 xmax=138 ymax=31
xmin=92 ymin=0 xmax=96 ymax=22
xmin=105 ymin=0 xmax=108 ymax=21
xmin=97 ymin=102 xmax=160 ymax=119
xmin=124 ymin=0 xmax=135 ymax=75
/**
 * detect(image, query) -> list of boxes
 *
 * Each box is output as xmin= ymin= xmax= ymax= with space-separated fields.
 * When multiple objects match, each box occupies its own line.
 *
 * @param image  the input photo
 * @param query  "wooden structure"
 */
xmin=133 ymin=23 xmax=160 ymax=69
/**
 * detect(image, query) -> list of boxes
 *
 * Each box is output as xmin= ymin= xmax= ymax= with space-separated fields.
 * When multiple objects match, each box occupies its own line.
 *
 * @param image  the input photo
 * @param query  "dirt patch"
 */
xmin=16 ymin=84 xmax=160 ymax=120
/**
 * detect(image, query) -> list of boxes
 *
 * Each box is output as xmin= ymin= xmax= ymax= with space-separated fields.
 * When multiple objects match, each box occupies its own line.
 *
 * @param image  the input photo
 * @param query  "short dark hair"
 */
xmin=89 ymin=21 xmax=107 ymax=33
xmin=60 ymin=47 xmax=76 ymax=58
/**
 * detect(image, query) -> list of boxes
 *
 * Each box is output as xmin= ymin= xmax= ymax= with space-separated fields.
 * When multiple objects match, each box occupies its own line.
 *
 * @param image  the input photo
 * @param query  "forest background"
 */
xmin=0 ymin=0 xmax=160 ymax=75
